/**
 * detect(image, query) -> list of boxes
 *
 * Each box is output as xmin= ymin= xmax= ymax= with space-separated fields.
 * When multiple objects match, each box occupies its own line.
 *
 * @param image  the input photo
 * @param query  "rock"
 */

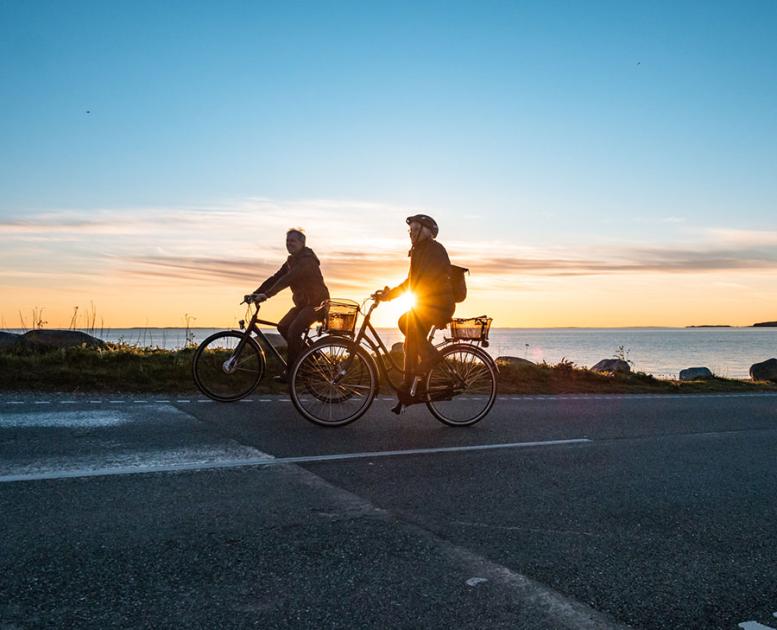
xmin=391 ymin=342 xmax=404 ymax=354
xmin=21 ymin=329 xmax=106 ymax=350
xmin=591 ymin=359 xmax=631 ymax=374
xmin=679 ymin=367 xmax=713 ymax=381
xmin=0 ymin=332 xmax=23 ymax=349
xmin=496 ymin=356 xmax=535 ymax=369
xmin=749 ymin=358 xmax=777 ymax=382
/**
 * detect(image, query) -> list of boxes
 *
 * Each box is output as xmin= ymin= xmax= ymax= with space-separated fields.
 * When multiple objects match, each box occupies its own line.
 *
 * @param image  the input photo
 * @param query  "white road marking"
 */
xmin=0 ymin=438 xmax=591 ymax=484
xmin=738 ymin=620 xmax=777 ymax=630
xmin=3 ymin=392 xmax=777 ymax=407
xmin=0 ymin=410 xmax=133 ymax=429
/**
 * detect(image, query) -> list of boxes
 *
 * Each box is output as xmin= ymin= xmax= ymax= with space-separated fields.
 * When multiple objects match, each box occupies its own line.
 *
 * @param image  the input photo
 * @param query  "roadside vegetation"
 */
xmin=494 ymin=359 xmax=777 ymax=394
xmin=1 ymin=344 xmax=776 ymax=395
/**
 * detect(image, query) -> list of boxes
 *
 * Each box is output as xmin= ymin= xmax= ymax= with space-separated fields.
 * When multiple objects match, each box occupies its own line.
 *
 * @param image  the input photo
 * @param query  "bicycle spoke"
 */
xmin=425 ymin=345 xmax=497 ymax=426
xmin=291 ymin=339 xmax=376 ymax=426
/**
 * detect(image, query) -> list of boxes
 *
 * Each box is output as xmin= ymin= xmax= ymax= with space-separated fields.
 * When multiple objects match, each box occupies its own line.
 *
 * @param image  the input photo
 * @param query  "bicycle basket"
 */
xmin=449 ymin=316 xmax=492 ymax=342
xmin=322 ymin=299 xmax=360 ymax=335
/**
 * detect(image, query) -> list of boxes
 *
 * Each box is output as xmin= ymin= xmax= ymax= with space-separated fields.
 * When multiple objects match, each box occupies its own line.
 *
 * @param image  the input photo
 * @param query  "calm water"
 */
xmin=9 ymin=326 xmax=777 ymax=379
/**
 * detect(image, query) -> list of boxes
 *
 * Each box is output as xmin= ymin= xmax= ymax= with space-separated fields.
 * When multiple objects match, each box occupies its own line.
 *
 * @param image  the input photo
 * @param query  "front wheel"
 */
xmin=192 ymin=331 xmax=265 ymax=401
xmin=425 ymin=344 xmax=498 ymax=426
xmin=289 ymin=338 xmax=378 ymax=427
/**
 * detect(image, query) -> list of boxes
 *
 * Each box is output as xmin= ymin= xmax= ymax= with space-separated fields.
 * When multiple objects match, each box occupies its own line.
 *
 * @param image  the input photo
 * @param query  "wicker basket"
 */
xmin=323 ymin=299 xmax=360 ymax=335
xmin=449 ymin=316 xmax=492 ymax=342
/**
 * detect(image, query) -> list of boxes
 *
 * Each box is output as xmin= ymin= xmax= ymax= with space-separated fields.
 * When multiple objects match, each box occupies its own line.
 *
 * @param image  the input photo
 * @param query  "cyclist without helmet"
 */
xmin=377 ymin=214 xmax=455 ymax=412
xmin=245 ymin=228 xmax=330 ymax=382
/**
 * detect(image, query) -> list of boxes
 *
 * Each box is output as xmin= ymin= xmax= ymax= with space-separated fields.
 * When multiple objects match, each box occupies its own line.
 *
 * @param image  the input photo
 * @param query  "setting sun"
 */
xmin=372 ymin=291 xmax=416 ymax=328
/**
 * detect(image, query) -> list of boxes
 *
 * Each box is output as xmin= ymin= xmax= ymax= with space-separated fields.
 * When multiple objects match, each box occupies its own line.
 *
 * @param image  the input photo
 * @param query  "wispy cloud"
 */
xmin=3 ymin=200 xmax=777 ymax=298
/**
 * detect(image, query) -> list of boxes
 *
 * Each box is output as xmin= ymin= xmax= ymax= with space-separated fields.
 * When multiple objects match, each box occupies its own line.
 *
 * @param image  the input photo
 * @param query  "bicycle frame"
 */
xmin=236 ymin=304 xmax=310 ymax=369
xmin=347 ymin=299 xmax=443 ymax=393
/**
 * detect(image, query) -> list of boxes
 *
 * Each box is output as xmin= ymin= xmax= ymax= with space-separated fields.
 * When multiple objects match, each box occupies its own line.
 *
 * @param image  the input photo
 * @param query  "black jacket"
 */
xmin=388 ymin=238 xmax=455 ymax=324
xmin=256 ymin=247 xmax=330 ymax=308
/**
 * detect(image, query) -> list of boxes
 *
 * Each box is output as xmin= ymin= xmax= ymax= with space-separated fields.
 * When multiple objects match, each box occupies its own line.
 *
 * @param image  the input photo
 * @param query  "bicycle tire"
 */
xmin=289 ymin=337 xmax=377 ymax=427
xmin=192 ymin=331 xmax=265 ymax=402
xmin=425 ymin=343 xmax=498 ymax=427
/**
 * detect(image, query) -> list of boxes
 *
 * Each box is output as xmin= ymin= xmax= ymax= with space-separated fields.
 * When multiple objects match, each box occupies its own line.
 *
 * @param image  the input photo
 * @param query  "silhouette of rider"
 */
xmin=245 ymin=228 xmax=329 ymax=382
xmin=378 ymin=214 xmax=455 ymax=412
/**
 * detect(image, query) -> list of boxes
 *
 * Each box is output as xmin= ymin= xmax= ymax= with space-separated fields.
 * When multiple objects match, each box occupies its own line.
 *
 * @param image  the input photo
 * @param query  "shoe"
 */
xmin=272 ymin=373 xmax=288 ymax=384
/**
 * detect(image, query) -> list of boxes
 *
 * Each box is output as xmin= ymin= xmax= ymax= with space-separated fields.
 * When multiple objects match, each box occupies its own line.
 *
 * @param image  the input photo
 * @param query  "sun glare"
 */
xmin=373 ymin=291 xmax=416 ymax=327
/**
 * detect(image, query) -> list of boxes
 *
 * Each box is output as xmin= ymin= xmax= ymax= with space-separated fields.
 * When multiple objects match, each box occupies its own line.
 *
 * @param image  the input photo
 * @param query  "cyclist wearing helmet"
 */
xmin=245 ymin=228 xmax=329 ymax=382
xmin=378 ymin=214 xmax=455 ymax=411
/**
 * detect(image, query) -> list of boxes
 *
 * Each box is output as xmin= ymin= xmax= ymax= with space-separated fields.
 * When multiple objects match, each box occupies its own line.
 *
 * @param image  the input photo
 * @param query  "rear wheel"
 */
xmin=290 ymin=338 xmax=377 ymax=427
xmin=425 ymin=343 xmax=497 ymax=426
xmin=192 ymin=331 xmax=265 ymax=401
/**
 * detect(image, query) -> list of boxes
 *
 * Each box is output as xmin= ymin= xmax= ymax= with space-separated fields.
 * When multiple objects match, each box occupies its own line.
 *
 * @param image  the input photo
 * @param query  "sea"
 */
xmin=9 ymin=326 xmax=777 ymax=380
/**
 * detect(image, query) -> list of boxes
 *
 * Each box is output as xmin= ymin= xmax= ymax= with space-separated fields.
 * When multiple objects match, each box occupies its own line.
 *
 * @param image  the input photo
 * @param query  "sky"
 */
xmin=1 ymin=0 xmax=776 ymax=328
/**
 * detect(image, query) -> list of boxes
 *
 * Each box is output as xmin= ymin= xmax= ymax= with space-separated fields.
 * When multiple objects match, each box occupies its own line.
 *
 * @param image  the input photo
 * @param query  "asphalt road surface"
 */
xmin=2 ymin=392 xmax=777 ymax=629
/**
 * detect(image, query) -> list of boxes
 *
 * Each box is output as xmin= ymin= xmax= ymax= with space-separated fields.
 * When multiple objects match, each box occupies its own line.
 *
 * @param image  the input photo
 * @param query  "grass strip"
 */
xmin=1 ymin=345 xmax=776 ymax=395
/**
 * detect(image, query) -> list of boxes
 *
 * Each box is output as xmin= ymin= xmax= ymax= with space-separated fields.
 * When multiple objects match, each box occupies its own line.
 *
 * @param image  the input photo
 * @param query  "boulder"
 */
xmin=591 ymin=358 xmax=631 ymax=374
xmin=749 ymin=358 xmax=777 ymax=382
xmin=21 ymin=329 xmax=106 ymax=350
xmin=496 ymin=356 xmax=536 ymax=369
xmin=679 ymin=367 xmax=713 ymax=381
xmin=0 ymin=331 xmax=23 ymax=350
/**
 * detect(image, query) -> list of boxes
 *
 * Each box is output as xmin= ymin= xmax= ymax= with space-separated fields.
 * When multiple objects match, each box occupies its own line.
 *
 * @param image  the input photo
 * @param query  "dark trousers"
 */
xmin=398 ymin=310 xmax=439 ymax=386
xmin=277 ymin=305 xmax=322 ymax=370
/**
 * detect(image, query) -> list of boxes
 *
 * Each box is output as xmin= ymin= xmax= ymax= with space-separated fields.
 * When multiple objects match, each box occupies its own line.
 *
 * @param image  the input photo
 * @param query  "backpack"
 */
xmin=450 ymin=265 xmax=469 ymax=303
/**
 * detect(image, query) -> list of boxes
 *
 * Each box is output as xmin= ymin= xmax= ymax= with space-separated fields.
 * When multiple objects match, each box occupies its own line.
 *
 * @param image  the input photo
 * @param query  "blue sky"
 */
xmin=1 ymin=1 xmax=776 ymax=327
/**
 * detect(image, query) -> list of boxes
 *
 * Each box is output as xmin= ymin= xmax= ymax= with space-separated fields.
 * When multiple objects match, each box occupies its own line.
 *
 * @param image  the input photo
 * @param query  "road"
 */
xmin=2 ymin=392 xmax=777 ymax=629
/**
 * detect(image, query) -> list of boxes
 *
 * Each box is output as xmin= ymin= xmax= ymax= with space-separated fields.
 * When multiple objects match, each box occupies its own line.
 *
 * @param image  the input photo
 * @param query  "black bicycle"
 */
xmin=289 ymin=293 xmax=498 ymax=427
xmin=192 ymin=302 xmax=315 ymax=402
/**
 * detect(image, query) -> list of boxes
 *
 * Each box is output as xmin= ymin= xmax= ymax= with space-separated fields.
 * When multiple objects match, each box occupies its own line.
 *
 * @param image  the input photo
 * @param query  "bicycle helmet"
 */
xmin=406 ymin=213 xmax=439 ymax=237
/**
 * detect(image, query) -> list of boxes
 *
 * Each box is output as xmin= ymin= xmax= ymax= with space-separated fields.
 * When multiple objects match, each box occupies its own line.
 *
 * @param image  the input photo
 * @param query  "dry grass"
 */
xmin=1 ymin=345 xmax=776 ymax=395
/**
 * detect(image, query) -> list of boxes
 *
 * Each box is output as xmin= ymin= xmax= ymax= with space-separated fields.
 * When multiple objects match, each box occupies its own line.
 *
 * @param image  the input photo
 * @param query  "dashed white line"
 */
xmin=3 ymin=392 xmax=777 ymax=407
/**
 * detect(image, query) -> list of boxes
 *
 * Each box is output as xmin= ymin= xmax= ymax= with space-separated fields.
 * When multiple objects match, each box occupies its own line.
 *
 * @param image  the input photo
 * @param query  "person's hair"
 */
xmin=286 ymin=227 xmax=306 ymax=243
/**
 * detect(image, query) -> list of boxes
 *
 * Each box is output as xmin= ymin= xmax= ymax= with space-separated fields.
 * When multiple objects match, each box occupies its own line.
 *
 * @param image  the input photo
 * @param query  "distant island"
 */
xmin=686 ymin=325 xmax=732 ymax=328
xmin=753 ymin=321 xmax=777 ymax=327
